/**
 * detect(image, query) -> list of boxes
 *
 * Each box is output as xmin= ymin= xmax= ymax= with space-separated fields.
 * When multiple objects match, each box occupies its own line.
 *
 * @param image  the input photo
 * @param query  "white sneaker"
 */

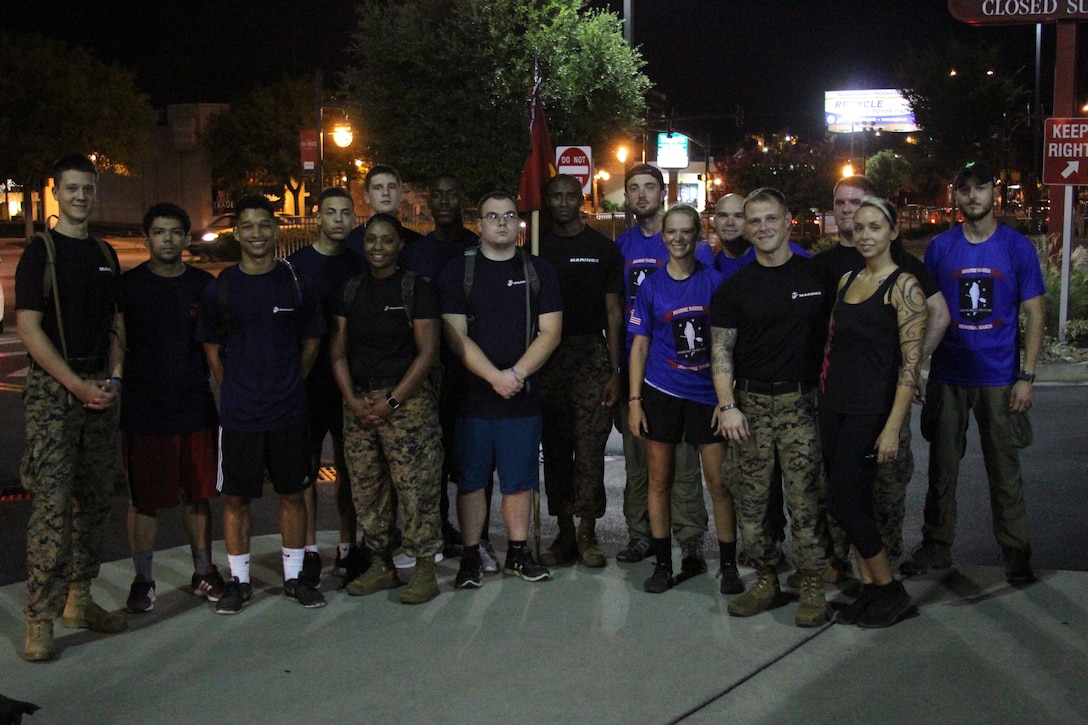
xmin=480 ymin=541 xmax=499 ymax=573
xmin=393 ymin=551 xmax=444 ymax=570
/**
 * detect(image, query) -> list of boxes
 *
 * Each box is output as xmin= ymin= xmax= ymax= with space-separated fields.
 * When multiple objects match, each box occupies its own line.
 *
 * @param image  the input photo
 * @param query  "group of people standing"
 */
xmin=15 ymin=154 xmax=1044 ymax=662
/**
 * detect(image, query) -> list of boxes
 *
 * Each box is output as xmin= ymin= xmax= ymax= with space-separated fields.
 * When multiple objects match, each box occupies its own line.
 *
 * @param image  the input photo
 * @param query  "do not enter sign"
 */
xmin=1043 ymin=118 xmax=1088 ymax=186
xmin=556 ymin=146 xmax=593 ymax=194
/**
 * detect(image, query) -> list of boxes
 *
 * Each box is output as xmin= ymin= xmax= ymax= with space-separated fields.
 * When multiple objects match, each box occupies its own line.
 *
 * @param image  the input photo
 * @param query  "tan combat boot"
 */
xmin=61 ymin=581 xmax=127 ymax=633
xmin=795 ymin=573 xmax=829 ymax=627
xmin=24 ymin=618 xmax=55 ymax=662
xmin=539 ymin=517 xmax=579 ymax=567
xmin=345 ymin=557 xmax=401 ymax=596
xmin=576 ymin=518 xmax=606 ymax=568
xmin=400 ymin=555 xmax=440 ymax=604
xmin=727 ymin=565 xmax=780 ymax=617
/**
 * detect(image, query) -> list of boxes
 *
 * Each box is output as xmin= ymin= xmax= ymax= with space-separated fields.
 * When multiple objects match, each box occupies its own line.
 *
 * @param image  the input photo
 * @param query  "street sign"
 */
xmin=1043 ymin=118 xmax=1088 ymax=186
xmin=556 ymin=146 xmax=593 ymax=194
xmin=948 ymin=0 xmax=1088 ymax=25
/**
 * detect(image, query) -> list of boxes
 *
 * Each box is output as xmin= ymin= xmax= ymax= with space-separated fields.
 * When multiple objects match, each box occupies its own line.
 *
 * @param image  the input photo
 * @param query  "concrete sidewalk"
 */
xmin=1 ymin=531 xmax=1085 ymax=724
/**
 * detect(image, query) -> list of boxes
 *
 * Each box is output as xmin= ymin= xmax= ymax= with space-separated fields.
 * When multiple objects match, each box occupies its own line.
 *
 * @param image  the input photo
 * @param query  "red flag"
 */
xmin=517 ymin=63 xmax=555 ymax=213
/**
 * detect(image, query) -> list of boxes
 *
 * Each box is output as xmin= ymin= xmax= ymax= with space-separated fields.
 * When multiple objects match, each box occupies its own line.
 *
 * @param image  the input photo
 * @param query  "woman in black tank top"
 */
xmin=818 ymin=197 xmax=928 ymax=628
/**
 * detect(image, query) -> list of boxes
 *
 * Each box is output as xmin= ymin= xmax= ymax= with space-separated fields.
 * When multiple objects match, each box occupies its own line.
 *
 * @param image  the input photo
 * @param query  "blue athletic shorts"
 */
xmin=455 ymin=416 xmax=541 ymax=495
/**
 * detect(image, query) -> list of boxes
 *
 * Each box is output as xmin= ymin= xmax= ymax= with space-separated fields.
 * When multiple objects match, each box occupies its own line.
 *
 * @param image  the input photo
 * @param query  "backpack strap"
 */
xmin=518 ymin=247 xmax=539 ymax=349
xmin=401 ymin=269 xmax=417 ymax=328
xmin=462 ymin=247 xmax=478 ymax=324
xmin=34 ymin=231 xmax=69 ymax=364
xmin=342 ymin=273 xmax=363 ymax=312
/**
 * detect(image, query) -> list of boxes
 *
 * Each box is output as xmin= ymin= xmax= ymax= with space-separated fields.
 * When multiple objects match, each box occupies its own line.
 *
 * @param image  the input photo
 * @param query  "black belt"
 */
xmin=735 ymin=378 xmax=814 ymax=396
xmin=353 ymin=375 xmax=401 ymax=391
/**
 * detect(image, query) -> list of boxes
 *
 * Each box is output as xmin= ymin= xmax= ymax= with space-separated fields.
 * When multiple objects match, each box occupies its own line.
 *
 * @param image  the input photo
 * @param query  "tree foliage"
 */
xmin=0 ymin=32 xmax=153 ymax=234
xmin=341 ymin=0 xmax=650 ymax=198
xmin=896 ymin=40 xmax=1027 ymax=177
xmin=716 ymin=137 xmax=839 ymax=213
xmin=865 ymin=149 xmax=913 ymax=199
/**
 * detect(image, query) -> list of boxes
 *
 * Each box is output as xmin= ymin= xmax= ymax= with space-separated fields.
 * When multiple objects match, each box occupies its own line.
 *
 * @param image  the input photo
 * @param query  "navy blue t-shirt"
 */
xmin=119 ymin=263 xmax=218 ymax=435
xmin=196 ymin=262 xmax=326 ymax=431
xmin=439 ymin=250 xmax=563 ymax=419
xmin=400 ymin=228 xmax=479 ymax=281
xmin=286 ymin=244 xmax=362 ymax=400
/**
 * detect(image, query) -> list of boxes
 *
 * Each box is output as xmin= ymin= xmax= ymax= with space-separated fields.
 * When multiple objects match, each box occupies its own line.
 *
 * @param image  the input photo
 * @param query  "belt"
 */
xmin=353 ymin=375 xmax=401 ymax=391
xmin=735 ymin=378 xmax=814 ymax=396
xmin=31 ymin=356 xmax=107 ymax=374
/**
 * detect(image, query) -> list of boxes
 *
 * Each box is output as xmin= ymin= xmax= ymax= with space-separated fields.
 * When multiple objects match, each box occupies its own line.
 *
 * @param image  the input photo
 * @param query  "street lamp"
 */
xmin=593 ymin=169 xmax=610 ymax=212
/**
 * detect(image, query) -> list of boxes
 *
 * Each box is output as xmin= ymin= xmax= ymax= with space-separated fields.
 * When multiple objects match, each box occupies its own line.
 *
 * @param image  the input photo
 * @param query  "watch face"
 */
xmin=387 ymin=396 xmax=401 ymax=409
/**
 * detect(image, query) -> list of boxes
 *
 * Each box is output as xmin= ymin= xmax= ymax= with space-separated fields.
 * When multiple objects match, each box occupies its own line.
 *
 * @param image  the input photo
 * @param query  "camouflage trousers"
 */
xmin=342 ymin=382 xmax=443 ymax=559
xmin=21 ymin=366 xmax=121 ymax=621
xmin=615 ymin=400 xmax=708 ymax=545
xmin=727 ymin=389 xmax=828 ymax=575
xmin=827 ymin=410 xmax=913 ymax=562
xmin=540 ymin=335 xmax=614 ymax=520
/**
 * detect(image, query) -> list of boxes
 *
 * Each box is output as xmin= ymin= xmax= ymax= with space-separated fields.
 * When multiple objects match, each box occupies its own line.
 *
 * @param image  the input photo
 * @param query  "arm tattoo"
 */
xmin=895 ymin=276 xmax=927 ymax=389
xmin=711 ymin=327 xmax=737 ymax=377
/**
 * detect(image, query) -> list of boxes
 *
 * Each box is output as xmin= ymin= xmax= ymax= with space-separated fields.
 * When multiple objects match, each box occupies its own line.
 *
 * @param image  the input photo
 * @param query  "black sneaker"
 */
xmin=1004 ymin=548 xmax=1036 ymax=586
xmin=644 ymin=563 xmax=673 ymax=593
xmin=502 ymin=547 xmax=552 ymax=582
xmin=616 ymin=538 xmax=653 ymax=563
xmin=680 ymin=540 xmax=707 ymax=575
xmin=716 ymin=562 xmax=744 ymax=595
xmin=899 ymin=541 xmax=951 ymax=577
xmin=126 ymin=577 xmax=156 ymax=613
xmin=455 ymin=552 xmax=484 ymax=589
xmin=334 ymin=547 xmax=373 ymax=584
xmin=856 ymin=581 xmax=913 ymax=629
xmin=284 ymin=578 xmax=327 ymax=608
xmin=214 ymin=577 xmax=253 ymax=615
xmin=834 ymin=583 xmax=876 ymax=625
xmin=300 ymin=551 xmax=322 ymax=589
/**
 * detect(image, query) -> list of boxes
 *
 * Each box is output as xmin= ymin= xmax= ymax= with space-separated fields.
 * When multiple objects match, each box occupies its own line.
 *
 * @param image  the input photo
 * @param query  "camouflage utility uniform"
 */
xmin=343 ymin=381 xmax=443 ymax=559
xmin=540 ymin=336 xmax=613 ymax=520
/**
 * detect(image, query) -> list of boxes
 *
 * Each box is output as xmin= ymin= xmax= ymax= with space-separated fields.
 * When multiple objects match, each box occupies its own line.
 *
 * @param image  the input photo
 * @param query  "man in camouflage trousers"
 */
xmin=710 ymin=187 xmax=833 ymax=627
xmin=16 ymin=154 xmax=128 ymax=661
xmin=537 ymin=175 xmax=625 ymax=569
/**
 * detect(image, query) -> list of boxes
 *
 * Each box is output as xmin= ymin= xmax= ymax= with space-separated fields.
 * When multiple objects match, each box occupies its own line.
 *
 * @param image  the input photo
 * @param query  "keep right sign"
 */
xmin=1044 ymin=118 xmax=1088 ymax=186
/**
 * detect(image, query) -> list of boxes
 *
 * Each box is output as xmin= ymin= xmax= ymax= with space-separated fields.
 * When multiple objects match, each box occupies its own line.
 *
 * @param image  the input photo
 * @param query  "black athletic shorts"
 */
xmin=641 ymin=384 xmax=723 ymax=447
xmin=218 ymin=418 xmax=312 ymax=498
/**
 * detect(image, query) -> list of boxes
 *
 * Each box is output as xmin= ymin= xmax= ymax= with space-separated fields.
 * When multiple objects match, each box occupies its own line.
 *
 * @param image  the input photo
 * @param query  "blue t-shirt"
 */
xmin=119 ymin=263 xmax=218 ymax=435
xmin=400 ymin=228 xmax=479 ymax=281
xmin=628 ymin=261 xmax=723 ymax=406
xmin=924 ymin=223 xmax=1046 ymax=387
xmin=616 ymin=225 xmax=715 ymax=358
xmin=286 ymin=245 xmax=361 ymax=401
xmin=715 ymin=242 xmax=809 ymax=279
xmin=196 ymin=262 xmax=326 ymax=431
xmin=439 ymin=250 xmax=563 ymax=419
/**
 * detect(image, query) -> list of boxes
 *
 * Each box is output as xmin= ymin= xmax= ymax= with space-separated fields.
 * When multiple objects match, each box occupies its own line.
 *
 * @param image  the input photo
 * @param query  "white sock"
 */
xmin=228 ymin=554 xmax=250 ymax=584
xmin=304 ymin=544 xmax=319 ymax=554
xmin=339 ymin=543 xmax=352 ymax=558
xmin=283 ymin=548 xmax=305 ymax=581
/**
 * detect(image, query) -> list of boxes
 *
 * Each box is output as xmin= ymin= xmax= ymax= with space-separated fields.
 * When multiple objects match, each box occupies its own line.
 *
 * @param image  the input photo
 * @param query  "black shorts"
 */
xmin=307 ymin=387 xmax=344 ymax=446
xmin=218 ymin=418 xmax=312 ymax=498
xmin=642 ymin=385 xmax=723 ymax=447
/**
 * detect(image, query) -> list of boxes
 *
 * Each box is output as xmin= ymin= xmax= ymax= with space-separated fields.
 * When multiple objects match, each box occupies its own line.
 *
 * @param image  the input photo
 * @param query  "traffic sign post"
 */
xmin=556 ymin=146 xmax=593 ymax=195
xmin=1043 ymin=118 xmax=1084 ymax=341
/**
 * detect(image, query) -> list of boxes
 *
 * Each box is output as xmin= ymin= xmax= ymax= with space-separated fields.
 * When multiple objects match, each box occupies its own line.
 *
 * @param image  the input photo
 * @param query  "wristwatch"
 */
xmin=386 ymin=395 xmax=402 ymax=410
xmin=1017 ymin=370 xmax=1036 ymax=383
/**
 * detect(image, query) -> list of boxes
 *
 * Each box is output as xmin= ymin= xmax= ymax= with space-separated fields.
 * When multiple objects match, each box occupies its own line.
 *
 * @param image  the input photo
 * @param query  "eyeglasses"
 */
xmin=480 ymin=211 xmax=518 ymax=223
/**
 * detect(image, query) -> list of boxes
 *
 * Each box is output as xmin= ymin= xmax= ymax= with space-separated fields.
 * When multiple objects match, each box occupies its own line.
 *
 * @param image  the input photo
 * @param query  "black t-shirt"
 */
xmin=346 ymin=222 xmax=423 ymax=260
xmin=537 ymin=227 xmax=623 ymax=337
xmin=15 ymin=230 xmax=119 ymax=359
xmin=710 ymin=255 xmax=835 ymax=383
xmin=286 ymin=245 xmax=362 ymax=400
xmin=119 ymin=263 xmax=218 ymax=435
xmin=335 ymin=269 xmax=439 ymax=381
xmin=439 ymin=251 xmax=563 ymax=418
xmin=811 ymin=241 xmax=939 ymax=298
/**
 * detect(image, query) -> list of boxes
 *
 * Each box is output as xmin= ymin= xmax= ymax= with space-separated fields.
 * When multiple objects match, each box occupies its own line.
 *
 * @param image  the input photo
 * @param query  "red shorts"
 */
xmin=123 ymin=429 xmax=219 ymax=510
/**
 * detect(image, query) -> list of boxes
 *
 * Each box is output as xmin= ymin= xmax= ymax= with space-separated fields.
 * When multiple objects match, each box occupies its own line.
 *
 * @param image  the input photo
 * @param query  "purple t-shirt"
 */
xmin=924 ymin=223 xmax=1045 ymax=387
xmin=628 ymin=261 xmax=723 ymax=406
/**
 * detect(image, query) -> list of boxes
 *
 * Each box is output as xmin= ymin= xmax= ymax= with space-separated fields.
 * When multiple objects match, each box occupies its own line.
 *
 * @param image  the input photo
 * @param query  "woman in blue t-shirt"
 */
xmin=818 ymin=197 xmax=927 ymax=628
xmin=330 ymin=214 xmax=444 ymax=604
xmin=627 ymin=204 xmax=741 ymax=595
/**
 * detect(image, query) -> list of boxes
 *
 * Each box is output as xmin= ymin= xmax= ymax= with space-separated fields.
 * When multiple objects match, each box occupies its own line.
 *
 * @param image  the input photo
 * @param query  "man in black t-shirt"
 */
xmin=16 ymin=155 xmax=127 ymax=661
xmin=710 ymin=187 xmax=833 ymax=628
xmin=536 ymin=175 xmax=624 ymax=569
xmin=809 ymin=176 xmax=950 ymax=574
xmin=119 ymin=203 xmax=224 ymax=616
xmin=440 ymin=191 xmax=563 ymax=589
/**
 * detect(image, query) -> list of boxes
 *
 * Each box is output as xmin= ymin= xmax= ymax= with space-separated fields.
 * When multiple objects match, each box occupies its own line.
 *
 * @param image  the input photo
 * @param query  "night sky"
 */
xmin=5 ymin=0 xmax=1079 ymax=142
